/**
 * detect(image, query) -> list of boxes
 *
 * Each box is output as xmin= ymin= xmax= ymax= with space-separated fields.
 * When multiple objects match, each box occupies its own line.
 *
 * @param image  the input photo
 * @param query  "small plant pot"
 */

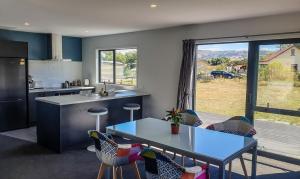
xmin=171 ymin=123 xmax=180 ymax=134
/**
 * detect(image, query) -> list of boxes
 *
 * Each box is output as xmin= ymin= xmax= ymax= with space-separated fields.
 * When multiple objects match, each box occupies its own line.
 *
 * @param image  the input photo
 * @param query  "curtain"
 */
xmin=177 ymin=39 xmax=196 ymax=111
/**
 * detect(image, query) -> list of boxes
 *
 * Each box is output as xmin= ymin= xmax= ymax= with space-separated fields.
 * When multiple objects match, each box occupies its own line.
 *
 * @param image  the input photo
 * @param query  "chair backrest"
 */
xmin=206 ymin=118 xmax=256 ymax=137
xmin=181 ymin=109 xmax=203 ymax=127
xmin=88 ymin=130 xmax=118 ymax=164
xmin=228 ymin=116 xmax=251 ymax=124
xmin=140 ymin=148 xmax=184 ymax=179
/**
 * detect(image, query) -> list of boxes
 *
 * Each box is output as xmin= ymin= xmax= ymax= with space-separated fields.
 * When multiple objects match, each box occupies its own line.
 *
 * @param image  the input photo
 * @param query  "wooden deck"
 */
xmin=198 ymin=112 xmax=300 ymax=160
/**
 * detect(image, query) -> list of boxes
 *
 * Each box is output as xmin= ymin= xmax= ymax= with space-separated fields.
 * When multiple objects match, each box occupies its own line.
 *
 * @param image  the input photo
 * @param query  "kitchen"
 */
xmin=1 ymin=1 xmax=300 ymax=178
xmin=0 ymin=30 xmax=149 ymax=150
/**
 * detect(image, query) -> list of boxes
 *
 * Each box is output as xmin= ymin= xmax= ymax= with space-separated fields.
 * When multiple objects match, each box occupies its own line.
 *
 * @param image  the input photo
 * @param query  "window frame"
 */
xmin=98 ymin=48 xmax=138 ymax=86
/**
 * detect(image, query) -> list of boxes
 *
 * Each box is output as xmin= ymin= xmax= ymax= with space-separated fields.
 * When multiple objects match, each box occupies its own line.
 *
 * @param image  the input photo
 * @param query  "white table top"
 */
xmin=107 ymin=118 xmax=257 ymax=163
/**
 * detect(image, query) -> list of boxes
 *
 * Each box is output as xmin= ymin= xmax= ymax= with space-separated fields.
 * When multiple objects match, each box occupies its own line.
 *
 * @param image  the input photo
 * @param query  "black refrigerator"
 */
xmin=0 ymin=40 xmax=28 ymax=132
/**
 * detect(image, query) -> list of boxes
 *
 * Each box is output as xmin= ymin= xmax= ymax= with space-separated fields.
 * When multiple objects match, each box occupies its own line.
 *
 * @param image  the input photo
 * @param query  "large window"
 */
xmin=196 ymin=42 xmax=249 ymax=117
xmin=195 ymin=39 xmax=300 ymax=160
xmin=99 ymin=48 xmax=137 ymax=86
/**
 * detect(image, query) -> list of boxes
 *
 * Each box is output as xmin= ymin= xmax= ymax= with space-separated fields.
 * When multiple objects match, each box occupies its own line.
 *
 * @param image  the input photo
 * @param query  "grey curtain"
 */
xmin=177 ymin=39 xmax=196 ymax=111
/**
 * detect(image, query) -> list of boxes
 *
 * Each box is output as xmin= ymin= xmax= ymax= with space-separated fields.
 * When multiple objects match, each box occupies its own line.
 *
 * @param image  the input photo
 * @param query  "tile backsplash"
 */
xmin=28 ymin=60 xmax=82 ymax=88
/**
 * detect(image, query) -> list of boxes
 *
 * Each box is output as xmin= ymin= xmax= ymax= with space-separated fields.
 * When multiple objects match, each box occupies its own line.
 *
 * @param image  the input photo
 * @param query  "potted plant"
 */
xmin=166 ymin=108 xmax=183 ymax=134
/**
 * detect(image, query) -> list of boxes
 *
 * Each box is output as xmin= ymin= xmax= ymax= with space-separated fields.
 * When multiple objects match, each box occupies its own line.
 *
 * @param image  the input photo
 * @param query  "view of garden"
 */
xmin=100 ymin=49 xmax=137 ymax=86
xmin=196 ymin=43 xmax=300 ymax=125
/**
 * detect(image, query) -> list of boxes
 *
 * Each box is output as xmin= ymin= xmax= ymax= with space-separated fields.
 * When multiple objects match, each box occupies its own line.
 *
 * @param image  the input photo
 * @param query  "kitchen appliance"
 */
xmin=62 ymin=81 xmax=70 ymax=88
xmin=83 ymin=79 xmax=90 ymax=86
xmin=28 ymin=75 xmax=36 ymax=89
xmin=0 ymin=40 xmax=28 ymax=132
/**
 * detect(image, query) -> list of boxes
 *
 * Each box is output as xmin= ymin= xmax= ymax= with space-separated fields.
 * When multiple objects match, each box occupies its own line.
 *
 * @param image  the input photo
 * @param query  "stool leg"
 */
xmin=96 ymin=115 xmax=101 ymax=132
xmin=130 ymin=110 xmax=134 ymax=121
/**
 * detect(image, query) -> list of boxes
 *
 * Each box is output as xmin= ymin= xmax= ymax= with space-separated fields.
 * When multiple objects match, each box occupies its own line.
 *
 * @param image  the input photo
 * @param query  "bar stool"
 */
xmin=123 ymin=103 xmax=140 ymax=121
xmin=87 ymin=107 xmax=108 ymax=152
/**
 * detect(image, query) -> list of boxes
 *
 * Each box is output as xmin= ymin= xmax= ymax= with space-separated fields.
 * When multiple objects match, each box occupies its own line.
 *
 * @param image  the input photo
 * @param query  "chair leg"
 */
xmin=240 ymin=157 xmax=248 ymax=179
xmin=172 ymin=152 xmax=176 ymax=159
xmin=228 ymin=161 xmax=232 ymax=179
xmin=97 ymin=163 xmax=107 ymax=179
xmin=112 ymin=166 xmax=117 ymax=179
xmin=131 ymin=162 xmax=141 ymax=179
xmin=118 ymin=167 xmax=123 ymax=179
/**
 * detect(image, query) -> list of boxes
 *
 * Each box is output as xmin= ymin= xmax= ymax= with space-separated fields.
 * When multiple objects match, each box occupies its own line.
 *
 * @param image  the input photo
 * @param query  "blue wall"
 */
xmin=0 ymin=29 xmax=82 ymax=61
xmin=62 ymin=36 xmax=82 ymax=61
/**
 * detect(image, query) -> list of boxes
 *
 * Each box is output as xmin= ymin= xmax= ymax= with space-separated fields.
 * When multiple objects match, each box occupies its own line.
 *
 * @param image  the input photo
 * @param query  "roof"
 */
xmin=260 ymin=45 xmax=294 ymax=64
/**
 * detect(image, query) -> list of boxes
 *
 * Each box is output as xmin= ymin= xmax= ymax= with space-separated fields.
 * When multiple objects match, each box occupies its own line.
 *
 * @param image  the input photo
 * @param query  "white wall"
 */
xmin=82 ymin=12 xmax=300 ymax=118
xmin=29 ymin=60 xmax=82 ymax=88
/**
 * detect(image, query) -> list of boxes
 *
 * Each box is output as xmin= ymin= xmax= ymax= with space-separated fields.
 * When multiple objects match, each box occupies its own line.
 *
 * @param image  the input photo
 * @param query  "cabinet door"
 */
xmin=29 ymin=92 xmax=45 ymax=125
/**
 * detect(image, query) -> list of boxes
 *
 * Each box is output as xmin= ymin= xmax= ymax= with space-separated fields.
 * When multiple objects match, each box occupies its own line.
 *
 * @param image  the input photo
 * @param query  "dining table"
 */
xmin=106 ymin=118 xmax=257 ymax=179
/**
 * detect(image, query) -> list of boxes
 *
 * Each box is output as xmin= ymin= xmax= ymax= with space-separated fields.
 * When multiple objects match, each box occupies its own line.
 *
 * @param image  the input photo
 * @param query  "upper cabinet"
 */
xmin=62 ymin=36 xmax=82 ymax=61
xmin=0 ymin=29 xmax=82 ymax=61
xmin=0 ymin=29 xmax=51 ymax=60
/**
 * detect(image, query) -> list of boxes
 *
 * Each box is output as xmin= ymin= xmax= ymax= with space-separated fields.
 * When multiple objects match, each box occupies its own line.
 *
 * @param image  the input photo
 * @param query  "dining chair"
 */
xmin=88 ymin=130 xmax=143 ymax=179
xmin=140 ymin=148 xmax=208 ymax=179
xmin=206 ymin=116 xmax=256 ymax=179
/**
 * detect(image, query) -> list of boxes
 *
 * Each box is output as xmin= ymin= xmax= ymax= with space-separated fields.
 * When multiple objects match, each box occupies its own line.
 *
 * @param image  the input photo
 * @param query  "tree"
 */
xmin=208 ymin=57 xmax=230 ymax=66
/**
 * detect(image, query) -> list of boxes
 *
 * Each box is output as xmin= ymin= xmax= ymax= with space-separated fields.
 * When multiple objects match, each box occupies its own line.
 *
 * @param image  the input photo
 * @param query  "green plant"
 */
xmin=166 ymin=108 xmax=183 ymax=126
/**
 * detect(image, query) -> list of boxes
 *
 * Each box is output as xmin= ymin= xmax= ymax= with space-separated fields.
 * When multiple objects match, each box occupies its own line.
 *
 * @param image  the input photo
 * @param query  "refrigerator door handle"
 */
xmin=0 ymin=99 xmax=23 ymax=103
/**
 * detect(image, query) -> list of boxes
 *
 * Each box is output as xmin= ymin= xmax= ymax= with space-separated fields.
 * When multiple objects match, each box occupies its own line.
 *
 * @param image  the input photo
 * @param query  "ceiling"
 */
xmin=0 ymin=0 xmax=300 ymax=37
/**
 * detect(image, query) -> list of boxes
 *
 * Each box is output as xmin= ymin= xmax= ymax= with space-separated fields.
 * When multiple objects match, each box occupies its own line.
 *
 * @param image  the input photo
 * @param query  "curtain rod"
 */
xmin=194 ymin=30 xmax=300 ymax=41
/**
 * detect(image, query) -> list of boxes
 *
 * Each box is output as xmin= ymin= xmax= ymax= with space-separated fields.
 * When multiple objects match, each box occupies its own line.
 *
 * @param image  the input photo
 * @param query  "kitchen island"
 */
xmin=35 ymin=90 xmax=149 ymax=153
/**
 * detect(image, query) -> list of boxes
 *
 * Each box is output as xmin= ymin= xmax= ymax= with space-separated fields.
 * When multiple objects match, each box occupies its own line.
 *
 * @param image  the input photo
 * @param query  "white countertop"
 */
xmin=29 ymin=86 xmax=95 ymax=93
xmin=35 ymin=90 xmax=150 ymax=105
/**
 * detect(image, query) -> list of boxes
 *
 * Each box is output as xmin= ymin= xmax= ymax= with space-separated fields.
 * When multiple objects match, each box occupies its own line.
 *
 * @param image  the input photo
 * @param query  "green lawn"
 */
xmin=196 ymin=78 xmax=300 ymax=125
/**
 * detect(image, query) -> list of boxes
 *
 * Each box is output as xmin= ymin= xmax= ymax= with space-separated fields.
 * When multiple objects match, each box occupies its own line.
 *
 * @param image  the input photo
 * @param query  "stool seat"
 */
xmin=88 ymin=107 xmax=108 ymax=115
xmin=123 ymin=103 xmax=140 ymax=110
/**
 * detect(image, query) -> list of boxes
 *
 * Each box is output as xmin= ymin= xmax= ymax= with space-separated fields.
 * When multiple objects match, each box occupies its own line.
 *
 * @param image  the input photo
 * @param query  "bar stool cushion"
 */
xmin=88 ymin=107 xmax=108 ymax=115
xmin=123 ymin=103 xmax=140 ymax=110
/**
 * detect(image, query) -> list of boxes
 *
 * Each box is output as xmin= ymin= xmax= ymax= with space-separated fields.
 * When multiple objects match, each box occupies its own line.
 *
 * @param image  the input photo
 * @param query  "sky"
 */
xmin=197 ymin=43 xmax=280 ymax=51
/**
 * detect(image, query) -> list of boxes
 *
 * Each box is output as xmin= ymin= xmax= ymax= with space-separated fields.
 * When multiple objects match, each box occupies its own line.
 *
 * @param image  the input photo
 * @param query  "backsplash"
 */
xmin=28 ymin=60 xmax=82 ymax=88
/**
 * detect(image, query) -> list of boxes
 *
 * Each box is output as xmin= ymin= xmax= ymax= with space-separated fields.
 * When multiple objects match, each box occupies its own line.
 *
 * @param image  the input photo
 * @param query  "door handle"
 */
xmin=0 ymin=99 xmax=23 ymax=103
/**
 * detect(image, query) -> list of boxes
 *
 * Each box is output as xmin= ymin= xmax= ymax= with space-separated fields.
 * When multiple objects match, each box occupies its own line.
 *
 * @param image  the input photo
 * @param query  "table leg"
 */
xmin=251 ymin=145 xmax=257 ymax=179
xmin=218 ymin=164 xmax=225 ymax=179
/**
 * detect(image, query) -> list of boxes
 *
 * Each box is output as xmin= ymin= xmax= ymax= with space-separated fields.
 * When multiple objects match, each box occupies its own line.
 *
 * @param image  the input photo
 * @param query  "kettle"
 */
xmin=83 ymin=79 xmax=90 ymax=86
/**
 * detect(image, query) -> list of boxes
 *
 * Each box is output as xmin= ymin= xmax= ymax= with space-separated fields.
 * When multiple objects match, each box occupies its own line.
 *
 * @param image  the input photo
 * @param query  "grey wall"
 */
xmin=82 ymin=12 xmax=300 ymax=118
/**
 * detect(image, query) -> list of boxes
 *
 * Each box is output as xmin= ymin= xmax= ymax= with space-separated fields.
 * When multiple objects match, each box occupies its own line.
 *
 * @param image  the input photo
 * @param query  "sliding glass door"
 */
xmin=253 ymin=40 xmax=300 ymax=159
xmin=195 ymin=39 xmax=300 ymax=159
xmin=195 ymin=42 xmax=249 ymax=125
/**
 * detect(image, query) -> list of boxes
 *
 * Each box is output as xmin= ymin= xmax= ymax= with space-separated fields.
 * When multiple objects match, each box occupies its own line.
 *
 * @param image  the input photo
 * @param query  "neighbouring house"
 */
xmin=226 ymin=65 xmax=247 ymax=73
xmin=101 ymin=61 xmax=125 ymax=81
xmin=259 ymin=44 xmax=300 ymax=72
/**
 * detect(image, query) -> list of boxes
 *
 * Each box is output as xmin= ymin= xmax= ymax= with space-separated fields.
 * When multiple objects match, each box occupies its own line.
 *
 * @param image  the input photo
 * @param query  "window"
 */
xmin=195 ymin=42 xmax=249 ymax=117
xmin=291 ymin=48 xmax=295 ymax=56
xmin=291 ymin=64 xmax=298 ymax=72
xmin=99 ymin=48 xmax=137 ymax=86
